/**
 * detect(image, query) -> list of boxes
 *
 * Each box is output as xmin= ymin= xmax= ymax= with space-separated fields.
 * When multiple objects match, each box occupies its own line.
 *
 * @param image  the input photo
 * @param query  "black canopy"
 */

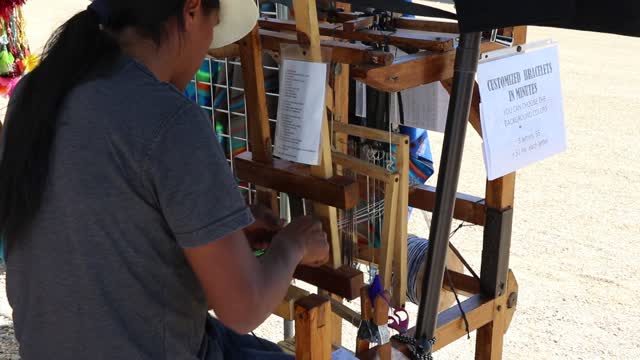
xmin=455 ymin=0 xmax=640 ymax=37
xmin=336 ymin=0 xmax=640 ymax=37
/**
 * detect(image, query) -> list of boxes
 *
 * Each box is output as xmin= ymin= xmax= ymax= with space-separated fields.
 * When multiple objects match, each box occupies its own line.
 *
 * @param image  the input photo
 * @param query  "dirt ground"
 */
xmin=1 ymin=1 xmax=639 ymax=359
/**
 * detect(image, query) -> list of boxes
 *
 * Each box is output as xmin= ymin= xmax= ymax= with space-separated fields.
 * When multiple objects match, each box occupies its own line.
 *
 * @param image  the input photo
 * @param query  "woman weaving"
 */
xmin=0 ymin=0 xmax=329 ymax=358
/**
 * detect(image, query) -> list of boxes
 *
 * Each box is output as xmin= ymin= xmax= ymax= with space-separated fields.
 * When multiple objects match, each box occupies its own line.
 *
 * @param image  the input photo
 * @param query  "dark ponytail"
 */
xmin=0 ymin=9 xmax=120 ymax=240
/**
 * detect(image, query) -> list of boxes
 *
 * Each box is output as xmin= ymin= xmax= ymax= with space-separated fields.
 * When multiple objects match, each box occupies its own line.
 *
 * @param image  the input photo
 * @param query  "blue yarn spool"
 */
xmin=406 ymin=235 xmax=430 ymax=304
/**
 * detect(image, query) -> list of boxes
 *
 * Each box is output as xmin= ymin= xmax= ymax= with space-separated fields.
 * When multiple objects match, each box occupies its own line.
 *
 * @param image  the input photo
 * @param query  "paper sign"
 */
xmin=274 ymin=58 xmax=328 ymax=165
xmin=391 ymin=45 xmax=449 ymax=132
xmin=478 ymin=43 xmax=566 ymax=180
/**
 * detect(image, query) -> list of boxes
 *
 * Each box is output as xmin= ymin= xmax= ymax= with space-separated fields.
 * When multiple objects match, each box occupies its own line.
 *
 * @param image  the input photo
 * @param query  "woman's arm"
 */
xmin=183 ymin=216 xmax=327 ymax=334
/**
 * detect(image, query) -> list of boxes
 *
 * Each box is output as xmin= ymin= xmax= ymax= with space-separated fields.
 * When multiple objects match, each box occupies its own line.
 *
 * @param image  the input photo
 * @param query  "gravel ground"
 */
xmin=1 ymin=1 xmax=640 ymax=359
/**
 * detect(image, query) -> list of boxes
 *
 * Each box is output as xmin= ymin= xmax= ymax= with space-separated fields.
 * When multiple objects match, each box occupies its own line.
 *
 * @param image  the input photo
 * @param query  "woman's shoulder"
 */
xmin=71 ymin=58 xmax=204 ymax=135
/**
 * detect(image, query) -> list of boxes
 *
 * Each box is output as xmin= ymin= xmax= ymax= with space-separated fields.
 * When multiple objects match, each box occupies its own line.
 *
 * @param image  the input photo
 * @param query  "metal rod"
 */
xmin=283 ymin=319 xmax=294 ymax=339
xmin=413 ymin=32 xmax=482 ymax=353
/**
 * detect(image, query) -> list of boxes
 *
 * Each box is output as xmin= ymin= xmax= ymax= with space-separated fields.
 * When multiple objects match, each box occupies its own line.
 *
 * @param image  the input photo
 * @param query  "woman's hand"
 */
xmin=273 ymin=216 xmax=329 ymax=267
xmin=243 ymin=204 xmax=283 ymax=250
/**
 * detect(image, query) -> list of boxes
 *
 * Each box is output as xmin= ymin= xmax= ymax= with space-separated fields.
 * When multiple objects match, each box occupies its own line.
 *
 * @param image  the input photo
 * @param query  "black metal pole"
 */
xmin=413 ymin=32 xmax=482 ymax=354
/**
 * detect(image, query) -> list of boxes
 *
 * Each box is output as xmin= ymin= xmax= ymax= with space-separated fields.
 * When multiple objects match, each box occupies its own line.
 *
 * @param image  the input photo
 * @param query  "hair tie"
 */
xmin=88 ymin=0 xmax=110 ymax=25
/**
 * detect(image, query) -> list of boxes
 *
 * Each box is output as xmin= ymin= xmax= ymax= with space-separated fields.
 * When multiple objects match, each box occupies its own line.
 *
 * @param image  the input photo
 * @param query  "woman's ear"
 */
xmin=183 ymin=0 xmax=202 ymax=28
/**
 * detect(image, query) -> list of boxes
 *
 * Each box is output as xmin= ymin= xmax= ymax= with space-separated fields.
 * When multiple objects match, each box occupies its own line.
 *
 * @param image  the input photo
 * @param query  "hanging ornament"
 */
xmin=0 ymin=2 xmax=31 ymax=96
xmin=0 ymin=44 xmax=15 ymax=75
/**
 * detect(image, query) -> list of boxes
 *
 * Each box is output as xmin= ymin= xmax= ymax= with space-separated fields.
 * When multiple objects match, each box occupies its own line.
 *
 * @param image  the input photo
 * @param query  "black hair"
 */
xmin=0 ymin=0 xmax=220 ymax=241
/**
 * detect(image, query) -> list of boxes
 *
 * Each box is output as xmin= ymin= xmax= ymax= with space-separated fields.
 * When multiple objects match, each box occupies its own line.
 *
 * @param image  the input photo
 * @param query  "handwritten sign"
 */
xmin=273 ymin=58 xmax=327 ymax=165
xmin=478 ymin=43 xmax=566 ymax=180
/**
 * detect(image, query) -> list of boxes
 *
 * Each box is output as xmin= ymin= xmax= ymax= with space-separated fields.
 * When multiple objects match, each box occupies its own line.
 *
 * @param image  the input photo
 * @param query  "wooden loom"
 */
xmin=208 ymin=1 xmax=526 ymax=358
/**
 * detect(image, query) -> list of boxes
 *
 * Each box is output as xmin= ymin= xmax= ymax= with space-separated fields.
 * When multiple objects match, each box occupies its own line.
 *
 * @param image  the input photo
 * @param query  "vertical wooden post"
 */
xmin=238 ymin=26 xmax=279 ymax=210
xmin=325 ymin=62 xmax=350 ymax=348
xmin=332 ymin=63 xmax=350 ymax=154
xmin=295 ymin=294 xmax=332 ymax=360
xmin=356 ymin=286 xmax=373 ymax=354
xmin=475 ymin=174 xmax=515 ymax=360
xmin=373 ymin=295 xmax=392 ymax=360
xmin=392 ymin=136 xmax=410 ymax=308
xmin=475 ymin=27 xmax=525 ymax=360
xmin=379 ymin=175 xmax=399 ymax=290
xmin=292 ymin=0 xmax=341 ymax=268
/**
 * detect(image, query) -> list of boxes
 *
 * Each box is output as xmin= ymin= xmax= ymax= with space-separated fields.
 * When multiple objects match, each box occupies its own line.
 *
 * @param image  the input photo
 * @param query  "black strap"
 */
xmin=268 ymin=0 xmax=457 ymax=21
xmin=337 ymin=0 xmax=457 ymax=20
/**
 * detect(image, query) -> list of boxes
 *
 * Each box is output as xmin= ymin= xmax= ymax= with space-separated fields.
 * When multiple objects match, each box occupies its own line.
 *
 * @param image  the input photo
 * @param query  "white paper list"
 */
xmin=273 ymin=58 xmax=328 ymax=165
xmin=478 ymin=44 xmax=566 ymax=180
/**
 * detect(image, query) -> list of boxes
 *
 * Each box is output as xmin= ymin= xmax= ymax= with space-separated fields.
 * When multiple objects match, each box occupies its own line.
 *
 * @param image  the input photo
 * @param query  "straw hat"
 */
xmin=210 ymin=0 xmax=260 ymax=49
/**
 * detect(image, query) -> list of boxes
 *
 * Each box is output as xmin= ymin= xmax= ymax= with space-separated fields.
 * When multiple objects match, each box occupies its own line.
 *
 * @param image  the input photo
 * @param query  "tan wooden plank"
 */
xmin=260 ymin=30 xmax=394 ymax=65
xmin=328 ymin=61 xmax=351 ymax=349
xmin=379 ymin=176 xmax=399 ymax=290
xmin=294 ymin=265 xmax=364 ymax=300
xmin=332 ymin=63 xmax=350 ymax=154
xmin=233 ymin=152 xmax=360 ymax=210
xmin=374 ymin=295 xmax=391 ymax=360
xmin=330 ymin=297 xmax=362 ymax=328
xmin=332 ymin=152 xmax=395 ymax=182
xmin=259 ymin=18 xmax=456 ymax=51
xmin=356 ymin=286 xmax=373 ymax=354
xmin=441 ymin=270 xmax=481 ymax=298
xmin=260 ymin=29 xmax=394 ymax=66
xmin=238 ymin=26 xmax=279 ymax=210
xmin=352 ymin=50 xmax=456 ymax=92
xmin=408 ymin=184 xmax=486 ymax=226
xmin=393 ymin=18 xmax=459 ymax=34
xmin=352 ymin=41 xmax=518 ymax=93
xmin=332 ymin=121 xmax=407 ymax=145
xmin=513 ymin=26 xmax=528 ymax=46
xmin=485 ymin=174 xmax=516 ymax=211
xmin=295 ymin=294 xmax=332 ymax=360
xmin=343 ymin=16 xmax=374 ymax=32
xmin=393 ymin=134 xmax=410 ymax=308
xmin=292 ymin=0 xmax=342 ymax=268
xmin=357 ymin=295 xmax=497 ymax=359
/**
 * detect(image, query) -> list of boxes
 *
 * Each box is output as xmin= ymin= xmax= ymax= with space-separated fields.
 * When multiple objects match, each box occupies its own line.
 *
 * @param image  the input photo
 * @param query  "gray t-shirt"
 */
xmin=4 ymin=58 xmax=254 ymax=359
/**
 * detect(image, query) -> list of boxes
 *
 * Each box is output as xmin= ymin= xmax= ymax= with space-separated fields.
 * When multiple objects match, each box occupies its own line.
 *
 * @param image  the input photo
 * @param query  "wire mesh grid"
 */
xmin=185 ymin=1 xmax=283 ymax=205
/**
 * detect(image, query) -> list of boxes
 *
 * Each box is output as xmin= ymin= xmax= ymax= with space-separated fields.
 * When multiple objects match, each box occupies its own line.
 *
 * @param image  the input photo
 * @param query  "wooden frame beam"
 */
xmin=357 ymin=269 xmax=518 ymax=359
xmin=393 ymin=18 xmax=460 ymax=34
xmin=294 ymin=265 xmax=364 ymax=300
xmin=233 ymin=152 xmax=359 ymax=210
xmin=352 ymin=50 xmax=456 ymax=92
xmin=332 ymin=121 xmax=410 ymax=307
xmin=237 ymin=26 xmax=279 ymax=210
xmin=442 ymin=270 xmax=481 ymax=298
xmin=352 ymin=41 xmax=524 ymax=93
xmin=409 ymin=184 xmax=486 ymax=226
xmin=332 ymin=121 xmax=408 ymax=144
xmin=357 ymin=295 xmax=497 ymax=359
xmin=260 ymin=29 xmax=394 ymax=66
xmin=258 ymin=18 xmax=456 ymax=52
xmin=292 ymin=0 xmax=342 ymax=268
xmin=331 ymin=151 xmax=395 ymax=182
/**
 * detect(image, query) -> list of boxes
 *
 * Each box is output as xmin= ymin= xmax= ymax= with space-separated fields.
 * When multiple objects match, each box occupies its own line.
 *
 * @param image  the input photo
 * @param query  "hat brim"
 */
xmin=210 ymin=0 xmax=260 ymax=49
